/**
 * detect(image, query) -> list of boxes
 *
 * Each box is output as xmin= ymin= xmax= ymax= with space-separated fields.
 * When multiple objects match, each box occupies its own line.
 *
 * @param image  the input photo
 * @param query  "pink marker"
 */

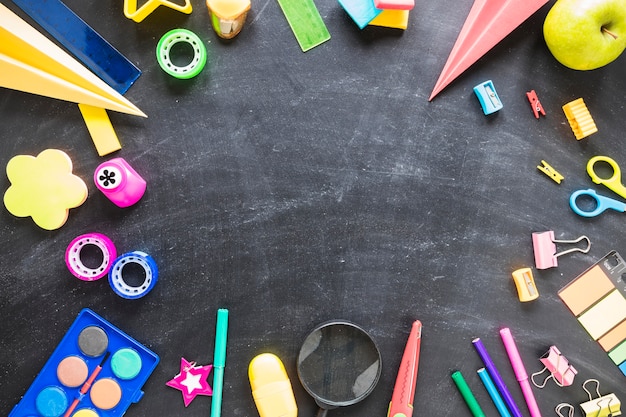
xmin=499 ymin=328 xmax=542 ymax=417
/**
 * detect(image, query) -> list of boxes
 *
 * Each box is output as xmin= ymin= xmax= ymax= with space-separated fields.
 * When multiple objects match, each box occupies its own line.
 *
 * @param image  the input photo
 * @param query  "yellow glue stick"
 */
xmin=249 ymin=353 xmax=297 ymax=417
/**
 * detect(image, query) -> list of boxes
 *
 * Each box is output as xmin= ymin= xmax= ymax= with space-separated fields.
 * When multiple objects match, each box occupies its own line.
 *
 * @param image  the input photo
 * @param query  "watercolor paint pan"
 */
xmin=558 ymin=251 xmax=626 ymax=376
xmin=10 ymin=308 xmax=159 ymax=417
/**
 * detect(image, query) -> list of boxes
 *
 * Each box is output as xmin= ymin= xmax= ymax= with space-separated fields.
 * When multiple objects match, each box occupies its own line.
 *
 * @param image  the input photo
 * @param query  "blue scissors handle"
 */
xmin=570 ymin=189 xmax=626 ymax=218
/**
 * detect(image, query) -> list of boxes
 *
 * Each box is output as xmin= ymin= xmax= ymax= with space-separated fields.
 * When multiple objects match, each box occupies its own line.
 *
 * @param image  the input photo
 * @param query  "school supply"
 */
xmin=472 ymin=338 xmax=523 ymax=417
xmin=10 ymin=0 xmax=141 ymax=94
xmin=388 ymin=320 xmax=422 ymax=417
xmin=124 ymin=0 xmax=193 ymax=22
xmin=537 ymin=160 xmax=564 ymax=184
xmin=166 ymin=358 xmax=213 ymax=406
xmin=9 ymin=309 xmax=159 ymax=417
xmin=526 ymin=90 xmax=545 ymax=119
xmin=275 ymin=0 xmax=330 ymax=52
xmin=429 ymin=0 xmax=549 ymax=100
xmin=579 ymin=379 xmax=621 ymax=417
xmin=530 ymin=346 xmax=577 ymax=388
xmin=499 ymin=328 xmax=542 ymax=417
xmin=477 ymin=368 xmax=512 ymax=417
xmin=249 ymin=353 xmax=298 ymax=417
xmin=562 ymin=98 xmax=597 ymax=140
xmin=211 ymin=309 xmax=229 ymax=417
xmin=0 ymin=3 xmax=146 ymax=117
xmin=451 ymin=370 xmax=486 ymax=417
xmin=532 ymin=231 xmax=590 ymax=269
xmin=558 ymin=251 xmax=626 ymax=376
xmin=512 ymin=268 xmax=539 ymax=302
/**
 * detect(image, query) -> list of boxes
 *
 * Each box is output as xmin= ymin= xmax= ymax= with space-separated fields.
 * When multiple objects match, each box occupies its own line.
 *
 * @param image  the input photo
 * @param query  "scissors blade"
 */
xmin=388 ymin=320 xmax=422 ymax=417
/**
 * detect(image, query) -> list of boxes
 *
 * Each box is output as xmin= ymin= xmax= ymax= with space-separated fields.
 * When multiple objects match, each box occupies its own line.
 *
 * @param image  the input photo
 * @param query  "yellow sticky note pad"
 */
xmin=578 ymin=290 xmax=626 ymax=340
xmin=78 ymin=104 xmax=122 ymax=156
xmin=4 ymin=149 xmax=87 ymax=230
xmin=368 ymin=9 xmax=409 ymax=30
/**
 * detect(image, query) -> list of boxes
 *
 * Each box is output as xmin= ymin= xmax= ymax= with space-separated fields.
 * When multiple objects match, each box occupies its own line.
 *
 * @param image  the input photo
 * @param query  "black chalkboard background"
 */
xmin=1 ymin=0 xmax=624 ymax=416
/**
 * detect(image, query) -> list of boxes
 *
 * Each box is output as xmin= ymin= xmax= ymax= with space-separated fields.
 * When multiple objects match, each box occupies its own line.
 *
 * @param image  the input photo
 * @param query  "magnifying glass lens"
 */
xmin=297 ymin=322 xmax=381 ymax=406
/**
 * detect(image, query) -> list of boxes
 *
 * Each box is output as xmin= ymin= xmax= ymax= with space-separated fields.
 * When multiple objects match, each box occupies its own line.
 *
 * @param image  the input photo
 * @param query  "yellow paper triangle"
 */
xmin=0 ymin=3 xmax=146 ymax=117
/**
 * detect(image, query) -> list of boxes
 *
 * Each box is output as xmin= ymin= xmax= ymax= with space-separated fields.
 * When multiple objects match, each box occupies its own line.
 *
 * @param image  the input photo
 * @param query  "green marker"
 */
xmin=275 ymin=0 xmax=331 ymax=52
xmin=211 ymin=309 xmax=229 ymax=417
xmin=451 ymin=370 xmax=486 ymax=417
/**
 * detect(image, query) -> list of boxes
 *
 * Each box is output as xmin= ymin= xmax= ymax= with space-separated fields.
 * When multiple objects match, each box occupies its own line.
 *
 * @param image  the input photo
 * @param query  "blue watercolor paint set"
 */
xmin=10 ymin=308 xmax=159 ymax=417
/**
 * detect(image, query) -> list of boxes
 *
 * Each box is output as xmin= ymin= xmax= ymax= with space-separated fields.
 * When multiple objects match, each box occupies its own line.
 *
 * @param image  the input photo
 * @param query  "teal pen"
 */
xmin=211 ymin=309 xmax=229 ymax=417
xmin=477 ymin=368 xmax=512 ymax=417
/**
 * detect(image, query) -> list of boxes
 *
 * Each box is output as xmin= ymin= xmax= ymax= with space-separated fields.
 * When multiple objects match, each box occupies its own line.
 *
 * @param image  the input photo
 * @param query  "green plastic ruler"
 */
xmin=276 ymin=0 xmax=330 ymax=52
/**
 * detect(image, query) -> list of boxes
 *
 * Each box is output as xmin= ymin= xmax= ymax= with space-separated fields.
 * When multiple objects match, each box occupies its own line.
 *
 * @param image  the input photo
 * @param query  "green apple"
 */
xmin=543 ymin=0 xmax=626 ymax=70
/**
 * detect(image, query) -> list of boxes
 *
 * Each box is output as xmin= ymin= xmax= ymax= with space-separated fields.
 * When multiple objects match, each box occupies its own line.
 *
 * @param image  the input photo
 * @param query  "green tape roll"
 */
xmin=156 ymin=29 xmax=207 ymax=79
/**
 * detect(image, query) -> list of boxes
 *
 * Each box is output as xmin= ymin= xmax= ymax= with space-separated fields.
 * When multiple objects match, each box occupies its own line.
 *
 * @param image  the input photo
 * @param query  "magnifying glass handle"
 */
xmin=316 ymin=408 xmax=329 ymax=417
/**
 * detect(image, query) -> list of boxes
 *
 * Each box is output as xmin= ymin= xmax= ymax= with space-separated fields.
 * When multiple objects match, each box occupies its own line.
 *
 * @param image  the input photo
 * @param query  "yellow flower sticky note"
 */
xmin=4 ymin=149 xmax=88 ymax=230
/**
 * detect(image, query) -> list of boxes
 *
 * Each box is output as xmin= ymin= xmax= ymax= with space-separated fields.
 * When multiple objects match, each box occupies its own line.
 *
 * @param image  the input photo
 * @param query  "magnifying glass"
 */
xmin=297 ymin=320 xmax=382 ymax=417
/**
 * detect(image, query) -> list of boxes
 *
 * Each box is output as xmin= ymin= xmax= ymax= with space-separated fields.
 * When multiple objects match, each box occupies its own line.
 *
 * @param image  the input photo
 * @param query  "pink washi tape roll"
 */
xmin=65 ymin=233 xmax=117 ymax=281
xmin=94 ymin=158 xmax=146 ymax=208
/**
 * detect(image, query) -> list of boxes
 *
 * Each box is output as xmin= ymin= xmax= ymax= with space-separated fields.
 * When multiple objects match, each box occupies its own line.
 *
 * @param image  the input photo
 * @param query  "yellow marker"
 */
xmin=0 ymin=3 xmax=146 ymax=117
xmin=78 ymin=105 xmax=122 ymax=156
xmin=249 ymin=353 xmax=297 ymax=417
xmin=537 ymin=160 xmax=564 ymax=184
xmin=562 ymin=98 xmax=597 ymax=140
xmin=124 ymin=0 xmax=192 ymax=22
xmin=512 ymin=268 xmax=538 ymax=302
xmin=4 ymin=149 xmax=88 ymax=230
xmin=206 ymin=0 xmax=251 ymax=39
xmin=369 ymin=9 xmax=410 ymax=30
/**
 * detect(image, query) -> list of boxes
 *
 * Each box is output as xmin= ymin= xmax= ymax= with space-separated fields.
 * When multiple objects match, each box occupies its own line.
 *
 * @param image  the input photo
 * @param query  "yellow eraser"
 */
xmin=368 ymin=9 xmax=409 ymax=30
xmin=562 ymin=98 xmax=598 ymax=140
xmin=249 ymin=353 xmax=297 ymax=417
xmin=512 ymin=267 xmax=538 ymax=302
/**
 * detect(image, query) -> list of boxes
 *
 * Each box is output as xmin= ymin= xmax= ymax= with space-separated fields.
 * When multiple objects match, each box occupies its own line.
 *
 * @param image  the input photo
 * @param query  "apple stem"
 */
xmin=602 ymin=26 xmax=618 ymax=40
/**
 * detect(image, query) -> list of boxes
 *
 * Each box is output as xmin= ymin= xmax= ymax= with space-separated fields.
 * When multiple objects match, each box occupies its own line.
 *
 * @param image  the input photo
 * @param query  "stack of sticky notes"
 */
xmin=337 ymin=0 xmax=412 ymax=30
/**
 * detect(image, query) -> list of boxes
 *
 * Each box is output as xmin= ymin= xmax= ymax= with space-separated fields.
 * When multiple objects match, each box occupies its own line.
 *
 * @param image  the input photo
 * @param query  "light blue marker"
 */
xmin=477 ymin=367 xmax=512 ymax=417
xmin=211 ymin=309 xmax=229 ymax=417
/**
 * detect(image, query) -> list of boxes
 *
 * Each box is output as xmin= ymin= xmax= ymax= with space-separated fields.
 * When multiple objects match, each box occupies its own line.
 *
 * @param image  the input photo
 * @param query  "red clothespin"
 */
xmin=526 ymin=90 xmax=545 ymax=118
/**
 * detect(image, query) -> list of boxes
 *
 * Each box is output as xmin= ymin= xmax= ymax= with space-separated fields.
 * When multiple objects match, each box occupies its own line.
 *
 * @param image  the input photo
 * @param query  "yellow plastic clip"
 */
xmin=538 ymin=160 xmax=564 ymax=184
xmin=512 ymin=267 xmax=538 ymax=302
xmin=562 ymin=98 xmax=598 ymax=140
xmin=124 ymin=0 xmax=192 ymax=23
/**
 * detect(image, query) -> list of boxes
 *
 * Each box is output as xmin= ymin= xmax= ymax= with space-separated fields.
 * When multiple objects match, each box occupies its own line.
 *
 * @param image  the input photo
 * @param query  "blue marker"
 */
xmin=477 ymin=368 xmax=512 ymax=417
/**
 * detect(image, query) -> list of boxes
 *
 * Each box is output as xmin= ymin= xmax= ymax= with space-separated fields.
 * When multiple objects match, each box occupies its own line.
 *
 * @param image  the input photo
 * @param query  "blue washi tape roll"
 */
xmin=108 ymin=251 xmax=158 ymax=299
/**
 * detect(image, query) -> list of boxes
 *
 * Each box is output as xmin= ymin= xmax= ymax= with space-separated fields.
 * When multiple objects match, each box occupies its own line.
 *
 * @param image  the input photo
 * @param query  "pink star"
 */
xmin=166 ymin=358 xmax=213 ymax=406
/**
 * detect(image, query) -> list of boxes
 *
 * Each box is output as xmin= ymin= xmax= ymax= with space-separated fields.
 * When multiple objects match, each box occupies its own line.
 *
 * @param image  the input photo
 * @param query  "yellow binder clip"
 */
xmin=580 ymin=379 xmax=621 ymax=417
xmin=562 ymin=98 xmax=598 ymax=140
xmin=124 ymin=0 xmax=192 ymax=23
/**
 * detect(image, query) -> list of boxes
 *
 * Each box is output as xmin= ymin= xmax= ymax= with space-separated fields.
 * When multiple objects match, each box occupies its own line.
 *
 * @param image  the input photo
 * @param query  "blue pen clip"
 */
xmin=569 ymin=189 xmax=626 ymax=218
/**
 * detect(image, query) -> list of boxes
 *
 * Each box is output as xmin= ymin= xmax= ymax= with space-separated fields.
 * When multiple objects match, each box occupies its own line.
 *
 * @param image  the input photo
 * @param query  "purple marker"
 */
xmin=472 ymin=338 xmax=523 ymax=417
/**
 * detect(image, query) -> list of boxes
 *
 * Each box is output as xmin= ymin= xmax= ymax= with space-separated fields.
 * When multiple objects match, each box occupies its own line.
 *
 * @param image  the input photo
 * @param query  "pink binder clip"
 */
xmin=530 ymin=346 xmax=577 ymax=387
xmin=532 ymin=231 xmax=590 ymax=269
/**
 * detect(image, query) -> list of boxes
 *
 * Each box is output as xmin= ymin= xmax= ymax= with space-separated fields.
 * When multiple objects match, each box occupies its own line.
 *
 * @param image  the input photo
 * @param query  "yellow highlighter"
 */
xmin=249 ymin=353 xmax=297 ymax=417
